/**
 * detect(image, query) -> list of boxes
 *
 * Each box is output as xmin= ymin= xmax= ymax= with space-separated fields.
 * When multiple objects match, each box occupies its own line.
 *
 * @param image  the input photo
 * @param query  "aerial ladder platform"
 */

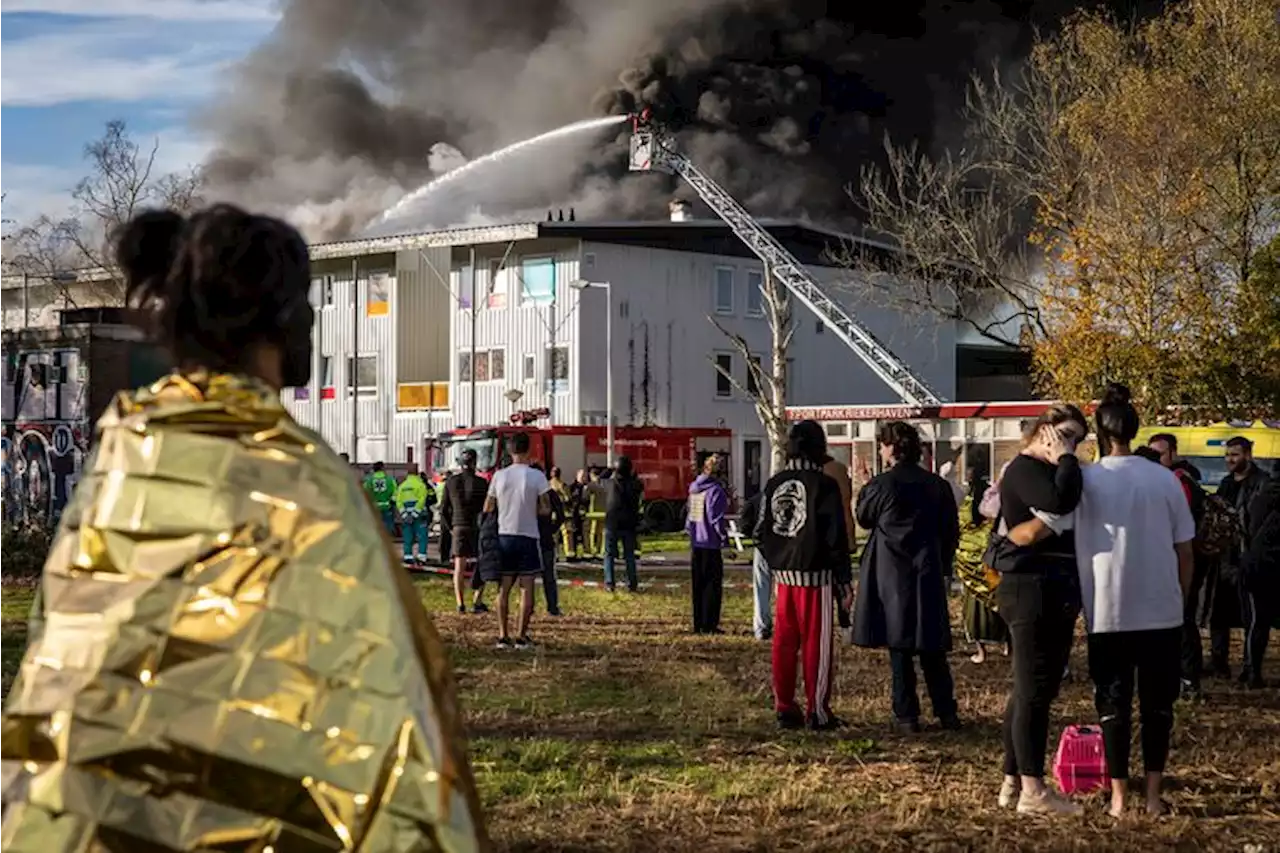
xmin=628 ymin=110 xmax=944 ymax=407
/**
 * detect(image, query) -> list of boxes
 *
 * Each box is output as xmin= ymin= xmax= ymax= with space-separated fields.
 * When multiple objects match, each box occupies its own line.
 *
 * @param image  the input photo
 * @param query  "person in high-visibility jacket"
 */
xmin=395 ymin=464 xmax=434 ymax=564
xmin=435 ymin=474 xmax=451 ymax=564
xmin=364 ymin=461 xmax=397 ymax=536
xmin=586 ymin=468 xmax=606 ymax=556
xmin=549 ymin=466 xmax=573 ymax=558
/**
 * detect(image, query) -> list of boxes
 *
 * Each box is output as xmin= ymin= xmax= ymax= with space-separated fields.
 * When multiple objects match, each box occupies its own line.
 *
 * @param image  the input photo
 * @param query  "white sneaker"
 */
xmin=998 ymin=779 xmax=1018 ymax=809
xmin=1016 ymin=789 xmax=1081 ymax=816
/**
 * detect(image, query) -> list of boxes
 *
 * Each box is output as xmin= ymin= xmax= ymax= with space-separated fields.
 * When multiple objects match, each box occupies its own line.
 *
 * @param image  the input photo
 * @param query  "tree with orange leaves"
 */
xmin=857 ymin=0 xmax=1279 ymax=419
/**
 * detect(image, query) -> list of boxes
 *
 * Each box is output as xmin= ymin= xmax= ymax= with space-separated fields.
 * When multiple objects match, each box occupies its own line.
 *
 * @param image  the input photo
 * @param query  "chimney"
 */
xmin=569 ymin=207 xmax=576 ymax=222
xmin=546 ymin=210 xmax=553 ymax=221
xmin=557 ymin=209 xmax=565 ymax=222
xmin=669 ymin=199 xmax=692 ymax=222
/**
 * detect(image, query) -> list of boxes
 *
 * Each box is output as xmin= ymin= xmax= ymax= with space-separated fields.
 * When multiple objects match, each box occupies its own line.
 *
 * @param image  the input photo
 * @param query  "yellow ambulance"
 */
xmin=1136 ymin=423 xmax=1280 ymax=490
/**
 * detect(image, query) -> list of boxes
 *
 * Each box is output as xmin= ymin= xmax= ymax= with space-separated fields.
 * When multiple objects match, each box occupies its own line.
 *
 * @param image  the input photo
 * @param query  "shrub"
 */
xmin=1 ymin=518 xmax=53 ymax=583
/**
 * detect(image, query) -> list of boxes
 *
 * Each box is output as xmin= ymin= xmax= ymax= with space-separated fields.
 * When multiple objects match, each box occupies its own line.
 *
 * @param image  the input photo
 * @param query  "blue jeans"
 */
xmin=752 ymin=549 xmax=773 ymax=639
xmin=603 ymin=528 xmax=638 ymax=590
xmin=402 ymin=517 xmax=429 ymax=561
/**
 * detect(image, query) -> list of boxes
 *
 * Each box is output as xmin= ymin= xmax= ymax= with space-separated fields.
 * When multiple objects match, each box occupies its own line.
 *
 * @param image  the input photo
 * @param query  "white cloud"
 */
xmin=1 ymin=163 xmax=83 ymax=226
xmin=1 ymin=13 xmax=271 ymax=107
xmin=2 ymin=126 xmax=212 ymax=224
xmin=0 ymin=0 xmax=278 ymax=22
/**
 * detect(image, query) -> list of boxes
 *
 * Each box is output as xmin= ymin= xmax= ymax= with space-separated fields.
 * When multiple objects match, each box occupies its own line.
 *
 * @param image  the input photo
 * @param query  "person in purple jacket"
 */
xmin=686 ymin=453 xmax=730 ymax=634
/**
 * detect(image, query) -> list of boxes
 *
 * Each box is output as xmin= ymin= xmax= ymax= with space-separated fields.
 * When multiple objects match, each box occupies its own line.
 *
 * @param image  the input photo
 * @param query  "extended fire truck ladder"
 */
xmin=629 ymin=117 xmax=944 ymax=407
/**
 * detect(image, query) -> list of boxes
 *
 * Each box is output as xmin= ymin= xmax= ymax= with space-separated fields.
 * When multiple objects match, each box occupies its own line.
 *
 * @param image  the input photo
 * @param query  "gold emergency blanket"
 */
xmin=1 ymin=372 xmax=488 ymax=852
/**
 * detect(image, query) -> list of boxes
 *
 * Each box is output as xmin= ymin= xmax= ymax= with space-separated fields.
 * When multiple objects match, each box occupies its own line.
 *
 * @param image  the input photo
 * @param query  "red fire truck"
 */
xmin=428 ymin=409 xmax=732 ymax=531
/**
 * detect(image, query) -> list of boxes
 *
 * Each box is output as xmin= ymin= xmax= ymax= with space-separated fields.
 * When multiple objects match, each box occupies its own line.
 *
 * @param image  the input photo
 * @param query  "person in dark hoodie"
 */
xmin=757 ymin=420 xmax=851 ymax=730
xmin=686 ymin=453 xmax=730 ymax=634
xmin=1241 ymin=464 xmax=1280 ymax=688
xmin=852 ymin=421 xmax=962 ymax=736
xmin=602 ymin=455 xmax=644 ymax=592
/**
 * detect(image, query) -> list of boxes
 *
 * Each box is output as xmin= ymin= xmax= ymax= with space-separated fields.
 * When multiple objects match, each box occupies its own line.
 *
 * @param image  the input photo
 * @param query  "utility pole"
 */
xmin=351 ymin=258 xmax=359 ymax=461
xmin=22 ymin=273 xmax=30 ymax=329
xmin=468 ymin=246 xmax=477 ymax=427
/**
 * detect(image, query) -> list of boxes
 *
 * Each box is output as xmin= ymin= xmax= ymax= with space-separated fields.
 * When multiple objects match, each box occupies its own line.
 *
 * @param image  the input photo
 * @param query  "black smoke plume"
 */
xmin=200 ymin=0 xmax=1165 ymax=239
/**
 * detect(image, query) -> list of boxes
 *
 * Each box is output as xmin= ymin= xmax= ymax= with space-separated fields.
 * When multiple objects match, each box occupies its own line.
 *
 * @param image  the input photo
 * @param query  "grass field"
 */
xmin=3 ymin=576 xmax=1278 ymax=852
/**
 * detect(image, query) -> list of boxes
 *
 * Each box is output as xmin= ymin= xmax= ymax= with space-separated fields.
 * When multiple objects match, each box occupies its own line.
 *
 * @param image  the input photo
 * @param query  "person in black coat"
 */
xmin=531 ymin=462 xmax=567 ymax=616
xmin=1241 ymin=467 xmax=1280 ymax=688
xmin=852 ymin=420 xmax=961 ymax=733
xmin=602 ymin=456 xmax=644 ymax=592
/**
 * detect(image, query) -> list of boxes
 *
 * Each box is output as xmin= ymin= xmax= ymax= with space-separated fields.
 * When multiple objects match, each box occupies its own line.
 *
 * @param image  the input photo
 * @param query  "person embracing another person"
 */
xmin=1008 ymin=385 xmax=1195 ymax=817
xmin=989 ymin=403 xmax=1089 ymax=815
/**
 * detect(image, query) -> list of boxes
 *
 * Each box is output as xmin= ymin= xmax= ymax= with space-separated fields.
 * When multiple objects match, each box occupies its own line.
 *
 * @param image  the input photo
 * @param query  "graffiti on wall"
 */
xmin=2 ymin=348 xmax=90 ymax=525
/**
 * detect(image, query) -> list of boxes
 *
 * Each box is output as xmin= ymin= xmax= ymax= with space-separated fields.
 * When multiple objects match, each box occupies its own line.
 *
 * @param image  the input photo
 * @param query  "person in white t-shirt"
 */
xmin=483 ymin=432 xmax=551 ymax=649
xmin=1012 ymin=384 xmax=1194 ymax=818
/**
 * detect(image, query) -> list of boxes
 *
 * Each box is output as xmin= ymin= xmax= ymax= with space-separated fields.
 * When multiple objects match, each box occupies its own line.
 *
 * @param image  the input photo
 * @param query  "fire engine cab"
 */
xmin=429 ymin=408 xmax=732 ymax=531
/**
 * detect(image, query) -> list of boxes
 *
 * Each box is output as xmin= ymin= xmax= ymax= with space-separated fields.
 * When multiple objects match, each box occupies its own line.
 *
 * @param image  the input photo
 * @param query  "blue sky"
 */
xmin=2 ymin=0 xmax=280 ymax=224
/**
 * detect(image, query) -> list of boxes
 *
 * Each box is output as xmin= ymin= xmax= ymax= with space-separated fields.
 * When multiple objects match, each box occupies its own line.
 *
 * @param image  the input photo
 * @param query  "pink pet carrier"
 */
xmin=1053 ymin=724 xmax=1110 ymax=794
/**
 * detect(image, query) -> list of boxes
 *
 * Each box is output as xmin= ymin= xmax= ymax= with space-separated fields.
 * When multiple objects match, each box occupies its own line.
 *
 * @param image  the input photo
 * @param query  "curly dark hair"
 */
xmin=115 ymin=203 xmax=313 ymax=385
xmin=877 ymin=420 xmax=923 ymax=465
xmin=786 ymin=420 xmax=827 ymax=465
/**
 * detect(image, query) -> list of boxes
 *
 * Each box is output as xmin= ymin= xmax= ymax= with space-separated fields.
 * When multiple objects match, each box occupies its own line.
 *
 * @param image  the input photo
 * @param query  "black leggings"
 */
xmin=1087 ymin=627 xmax=1181 ymax=779
xmin=996 ymin=571 xmax=1080 ymax=778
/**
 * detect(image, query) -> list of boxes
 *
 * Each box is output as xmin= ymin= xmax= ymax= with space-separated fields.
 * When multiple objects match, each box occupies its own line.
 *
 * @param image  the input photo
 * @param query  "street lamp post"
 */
xmin=570 ymin=279 xmax=613 ymax=467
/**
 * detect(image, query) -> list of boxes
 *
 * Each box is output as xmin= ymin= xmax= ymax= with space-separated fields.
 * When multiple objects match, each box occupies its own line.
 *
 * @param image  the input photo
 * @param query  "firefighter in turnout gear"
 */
xmin=755 ymin=420 xmax=853 ymax=730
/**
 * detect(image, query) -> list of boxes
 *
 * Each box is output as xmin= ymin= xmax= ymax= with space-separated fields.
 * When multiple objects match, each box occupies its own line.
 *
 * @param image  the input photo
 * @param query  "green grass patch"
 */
xmin=3 ymin=577 xmax=1278 ymax=852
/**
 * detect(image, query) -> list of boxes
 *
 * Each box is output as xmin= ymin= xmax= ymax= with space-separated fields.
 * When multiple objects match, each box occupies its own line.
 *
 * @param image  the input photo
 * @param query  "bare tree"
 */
xmin=3 ymin=121 xmax=204 ymax=306
xmin=837 ymin=64 xmax=1079 ymax=349
xmin=709 ymin=267 xmax=793 ymax=475
xmin=1 ymin=216 xmax=83 ymax=307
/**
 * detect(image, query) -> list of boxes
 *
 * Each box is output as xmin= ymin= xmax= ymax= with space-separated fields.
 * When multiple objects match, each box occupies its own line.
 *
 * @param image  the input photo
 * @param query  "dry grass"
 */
xmin=3 ymin=577 xmax=1279 ymax=852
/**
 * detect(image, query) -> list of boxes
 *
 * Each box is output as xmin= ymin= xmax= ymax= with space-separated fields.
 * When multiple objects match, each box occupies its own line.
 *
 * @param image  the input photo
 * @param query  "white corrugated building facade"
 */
xmin=282 ymin=218 xmax=981 ymax=496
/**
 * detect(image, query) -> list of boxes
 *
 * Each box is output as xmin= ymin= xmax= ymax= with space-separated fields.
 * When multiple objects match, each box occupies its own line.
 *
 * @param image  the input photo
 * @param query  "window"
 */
xmin=347 ymin=354 xmax=377 ymax=398
xmin=521 ymin=257 xmax=556 ymax=305
xmin=459 ymin=348 xmax=504 ymax=382
xmin=547 ymin=346 xmax=569 ymax=384
xmin=319 ymin=356 xmax=335 ymax=399
xmin=523 ymin=353 xmax=536 ymax=381
xmin=455 ymin=264 xmax=473 ymax=310
xmin=487 ymin=260 xmax=507 ymax=309
xmin=715 ymin=353 xmax=733 ymax=397
xmin=322 ymin=277 xmax=334 ymax=308
xmin=746 ymin=270 xmax=764 ymax=317
xmin=747 ymin=354 xmax=762 ymax=397
xmin=714 ymin=267 xmax=735 ymax=314
xmin=366 ymin=272 xmax=390 ymax=317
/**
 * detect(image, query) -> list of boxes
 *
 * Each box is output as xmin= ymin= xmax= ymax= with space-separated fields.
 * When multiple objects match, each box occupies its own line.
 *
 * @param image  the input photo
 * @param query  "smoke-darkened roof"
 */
xmin=310 ymin=218 xmax=899 ymax=267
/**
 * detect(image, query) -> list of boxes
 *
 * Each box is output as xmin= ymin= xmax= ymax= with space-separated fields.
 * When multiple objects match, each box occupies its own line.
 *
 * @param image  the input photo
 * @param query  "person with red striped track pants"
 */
xmin=755 ymin=420 xmax=853 ymax=731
